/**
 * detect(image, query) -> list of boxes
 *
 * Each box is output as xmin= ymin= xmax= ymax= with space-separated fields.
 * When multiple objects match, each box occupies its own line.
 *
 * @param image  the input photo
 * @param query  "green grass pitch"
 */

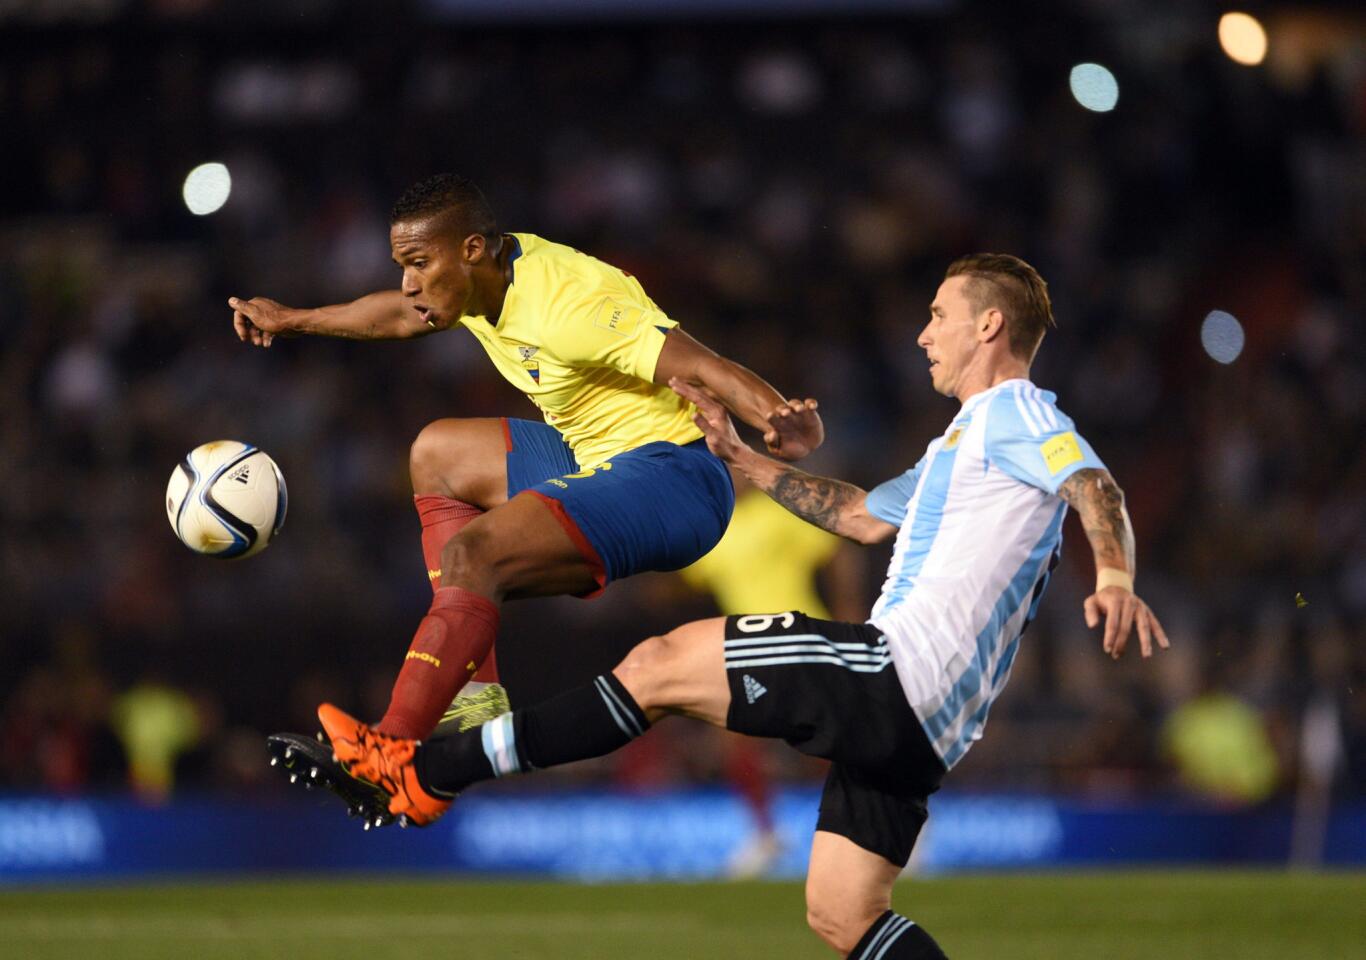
xmin=1 ymin=871 xmax=1362 ymax=959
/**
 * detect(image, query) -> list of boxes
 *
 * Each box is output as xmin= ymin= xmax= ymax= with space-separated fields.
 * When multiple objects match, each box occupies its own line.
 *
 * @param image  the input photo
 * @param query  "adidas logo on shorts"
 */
xmin=742 ymin=674 xmax=767 ymax=704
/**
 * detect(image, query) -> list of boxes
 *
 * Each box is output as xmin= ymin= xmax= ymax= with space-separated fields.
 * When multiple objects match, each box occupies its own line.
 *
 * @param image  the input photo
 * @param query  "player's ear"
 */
xmin=461 ymin=233 xmax=487 ymax=265
xmin=978 ymin=307 xmax=1006 ymax=344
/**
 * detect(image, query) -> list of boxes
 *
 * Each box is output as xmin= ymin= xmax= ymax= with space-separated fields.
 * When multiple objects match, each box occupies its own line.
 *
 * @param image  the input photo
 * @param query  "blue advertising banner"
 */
xmin=2 ymin=789 xmax=1363 ymax=884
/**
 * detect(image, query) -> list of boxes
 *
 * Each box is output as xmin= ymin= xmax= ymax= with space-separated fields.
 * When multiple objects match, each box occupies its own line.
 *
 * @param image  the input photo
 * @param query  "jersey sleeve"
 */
xmin=985 ymin=385 xmax=1106 ymax=494
xmin=865 ymin=460 xmax=925 ymax=526
xmin=541 ymin=264 xmax=678 ymax=382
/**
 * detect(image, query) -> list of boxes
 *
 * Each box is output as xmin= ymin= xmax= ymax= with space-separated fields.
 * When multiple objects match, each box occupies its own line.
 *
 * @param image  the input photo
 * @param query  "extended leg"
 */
xmin=320 ymin=618 xmax=730 ymax=822
xmin=322 ymin=612 xmax=951 ymax=953
xmin=415 ymin=616 xmax=729 ymax=789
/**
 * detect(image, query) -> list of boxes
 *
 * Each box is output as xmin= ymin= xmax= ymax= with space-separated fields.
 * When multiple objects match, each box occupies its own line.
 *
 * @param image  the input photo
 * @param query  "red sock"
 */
xmin=415 ymin=495 xmax=500 ymax=683
xmin=377 ymin=586 xmax=500 ymax=739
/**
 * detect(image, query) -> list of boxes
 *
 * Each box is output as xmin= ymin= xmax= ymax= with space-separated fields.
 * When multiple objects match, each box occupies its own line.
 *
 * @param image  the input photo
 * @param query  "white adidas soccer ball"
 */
xmin=165 ymin=440 xmax=287 ymax=559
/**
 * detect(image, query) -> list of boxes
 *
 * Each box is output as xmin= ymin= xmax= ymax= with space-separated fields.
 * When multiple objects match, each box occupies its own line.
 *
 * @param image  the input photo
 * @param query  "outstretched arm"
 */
xmin=654 ymin=329 xmax=823 ymax=461
xmin=1057 ymin=468 xmax=1170 ymax=660
xmin=229 ymin=290 xmax=437 ymax=347
xmin=672 ymin=378 xmax=894 ymax=544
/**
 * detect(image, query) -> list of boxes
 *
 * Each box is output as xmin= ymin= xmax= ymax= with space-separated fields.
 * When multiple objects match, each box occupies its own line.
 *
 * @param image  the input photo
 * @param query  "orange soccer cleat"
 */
xmin=316 ymin=703 xmax=452 ymax=827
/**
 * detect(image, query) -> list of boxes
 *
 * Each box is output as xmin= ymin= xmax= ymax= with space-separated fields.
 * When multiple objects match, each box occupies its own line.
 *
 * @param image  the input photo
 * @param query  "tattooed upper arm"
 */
xmin=1057 ymin=468 xmax=1135 ymax=574
xmin=1057 ymin=468 xmax=1112 ymax=509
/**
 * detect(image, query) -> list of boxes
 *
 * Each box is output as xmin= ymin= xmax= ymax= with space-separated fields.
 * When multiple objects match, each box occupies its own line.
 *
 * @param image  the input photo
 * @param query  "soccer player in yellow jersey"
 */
xmin=229 ymin=173 xmax=822 ymax=820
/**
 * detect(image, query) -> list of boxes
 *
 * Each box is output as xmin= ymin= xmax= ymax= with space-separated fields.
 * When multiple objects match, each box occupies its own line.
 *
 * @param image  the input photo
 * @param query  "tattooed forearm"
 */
xmin=763 ymin=467 xmax=865 ymax=537
xmin=1058 ymin=468 xmax=1135 ymax=574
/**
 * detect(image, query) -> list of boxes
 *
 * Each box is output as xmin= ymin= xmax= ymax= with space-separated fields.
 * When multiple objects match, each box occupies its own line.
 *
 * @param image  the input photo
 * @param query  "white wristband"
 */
xmin=1096 ymin=568 xmax=1134 ymax=593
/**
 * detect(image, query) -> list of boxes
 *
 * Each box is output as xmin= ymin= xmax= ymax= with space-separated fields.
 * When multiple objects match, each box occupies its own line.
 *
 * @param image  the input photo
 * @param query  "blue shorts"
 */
xmin=503 ymin=418 xmax=735 ymax=593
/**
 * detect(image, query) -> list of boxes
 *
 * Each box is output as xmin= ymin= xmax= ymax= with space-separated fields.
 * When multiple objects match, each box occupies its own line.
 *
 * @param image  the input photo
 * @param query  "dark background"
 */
xmin=1 ymin=0 xmax=1362 ymax=807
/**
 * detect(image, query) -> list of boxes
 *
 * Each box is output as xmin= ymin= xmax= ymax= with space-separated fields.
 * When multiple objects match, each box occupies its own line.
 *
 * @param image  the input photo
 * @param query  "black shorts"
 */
xmin=723 ymin=612 xmax=946 ymax=867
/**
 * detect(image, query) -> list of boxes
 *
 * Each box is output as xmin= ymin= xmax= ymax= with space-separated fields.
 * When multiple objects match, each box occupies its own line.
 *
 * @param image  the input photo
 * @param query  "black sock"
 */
xmin=848 ymin=911 xmax=947 ymax=959
xmin=416 ymin=674 xmax=648 ymax=795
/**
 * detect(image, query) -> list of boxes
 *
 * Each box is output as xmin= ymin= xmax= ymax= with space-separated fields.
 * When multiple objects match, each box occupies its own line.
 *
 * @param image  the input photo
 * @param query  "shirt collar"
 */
xmin=959 ymin=378 xmax=1030 ymax=416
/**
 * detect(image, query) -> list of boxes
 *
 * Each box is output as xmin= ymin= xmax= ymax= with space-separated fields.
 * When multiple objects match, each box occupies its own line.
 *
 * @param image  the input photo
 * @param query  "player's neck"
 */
xmin=954 ymin=361 xmax=1030 ymax=405
xmin=467 ymin=238 xmax=514 ymax=321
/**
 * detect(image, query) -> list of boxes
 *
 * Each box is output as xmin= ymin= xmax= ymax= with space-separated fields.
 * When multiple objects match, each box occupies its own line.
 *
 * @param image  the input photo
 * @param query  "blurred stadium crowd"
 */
xmin=1 ymin=1 xmax=1363 ymax=815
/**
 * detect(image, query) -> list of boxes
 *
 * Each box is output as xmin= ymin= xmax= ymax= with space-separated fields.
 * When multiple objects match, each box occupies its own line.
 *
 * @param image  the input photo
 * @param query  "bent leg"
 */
xmin=439 ymin=491 xmax=602 ymax=599
xmin=379 ymin=493 xmax=601 ymax=738
xmin=409 ymin=417 xmax=511 ymax=507
xmin=410 ymin=417 xmax=512 ymax=682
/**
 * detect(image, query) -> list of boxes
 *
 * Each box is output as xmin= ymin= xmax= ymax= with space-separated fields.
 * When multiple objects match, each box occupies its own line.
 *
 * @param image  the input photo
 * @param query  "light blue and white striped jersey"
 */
xmin=866 ymin=379 xmax=1105 ymax=769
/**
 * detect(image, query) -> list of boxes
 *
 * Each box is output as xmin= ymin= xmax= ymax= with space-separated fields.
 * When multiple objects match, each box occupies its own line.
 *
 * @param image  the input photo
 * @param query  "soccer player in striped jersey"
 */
xmin=229 ymin=174 xmax=822 ymax=820
xmin=315 ymin=254 xmax=1169 ymax=958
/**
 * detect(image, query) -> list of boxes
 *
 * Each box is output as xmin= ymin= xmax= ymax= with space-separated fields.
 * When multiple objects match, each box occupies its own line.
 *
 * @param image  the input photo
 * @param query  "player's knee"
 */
xmin=409 ymin=419 xmax=462 ymax=496
xmin=805 ymin=881 xmax=885 ymax=955
xmin=411 ymin=419 xmax=508 ymax=506
xmin=614 ymin=633 xmax=679 ymax=711
xmin=805 ymin=899 xmax=867 ymax=955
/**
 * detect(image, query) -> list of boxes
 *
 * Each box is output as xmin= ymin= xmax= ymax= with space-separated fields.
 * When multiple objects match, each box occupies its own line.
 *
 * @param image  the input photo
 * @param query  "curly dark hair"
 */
xmin=390 ymin=173 xmax=498 ymax=237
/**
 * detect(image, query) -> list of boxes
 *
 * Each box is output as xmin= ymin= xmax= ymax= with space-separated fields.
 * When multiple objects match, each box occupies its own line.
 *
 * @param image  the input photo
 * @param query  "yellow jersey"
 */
xmin=458 ymin=233 xmax=703 ymax=468
xmin=680 ymin=488 xmax=840 ymax=618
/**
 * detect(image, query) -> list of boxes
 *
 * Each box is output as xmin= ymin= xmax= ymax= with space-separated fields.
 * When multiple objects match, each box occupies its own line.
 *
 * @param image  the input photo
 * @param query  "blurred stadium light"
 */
xmin=1219 ymin=12 xmax=1269 ymax=66
xmin=1068 ymin=62 xmax=1119 ymax=112
xmin=182 ymin=163 xmax=232 ymax=216
xmin=1200 ymin=310 xmax=1246 ymax=364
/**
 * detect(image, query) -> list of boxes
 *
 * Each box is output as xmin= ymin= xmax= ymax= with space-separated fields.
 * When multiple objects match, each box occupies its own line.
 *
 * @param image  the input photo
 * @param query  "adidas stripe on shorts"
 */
xmin=723 ymin=611 xmax=947 ymax=867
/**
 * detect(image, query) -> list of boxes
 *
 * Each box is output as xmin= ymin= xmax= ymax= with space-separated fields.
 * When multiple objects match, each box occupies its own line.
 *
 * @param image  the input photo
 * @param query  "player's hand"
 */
xmin=763 ymin=398 xmax=822 ymax=461
xmin=1084 ymin=587 xmax=1170 ymax=660
xmin=669 ymin=377 xmax=748 ymax=463
xmin=229 ymin=296 xmax=298 ymax=348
